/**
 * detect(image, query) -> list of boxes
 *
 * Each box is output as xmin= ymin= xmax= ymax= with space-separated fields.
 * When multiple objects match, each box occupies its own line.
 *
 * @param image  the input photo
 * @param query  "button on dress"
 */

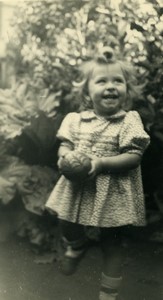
xmin=45 ymin=110 xmax=150 ymax=227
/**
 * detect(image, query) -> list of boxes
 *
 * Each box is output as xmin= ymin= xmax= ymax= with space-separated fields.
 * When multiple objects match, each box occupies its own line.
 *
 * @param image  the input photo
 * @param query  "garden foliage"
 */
xmin=0 ymin=0 xmax=163 ymax=246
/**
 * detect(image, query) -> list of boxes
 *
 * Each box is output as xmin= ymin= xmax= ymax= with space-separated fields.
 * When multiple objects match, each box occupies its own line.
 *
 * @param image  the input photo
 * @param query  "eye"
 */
xmin=96 ymin=79 xmax=106 ymax=84
xmin=114 ymin=77 xmax=125 ymax=83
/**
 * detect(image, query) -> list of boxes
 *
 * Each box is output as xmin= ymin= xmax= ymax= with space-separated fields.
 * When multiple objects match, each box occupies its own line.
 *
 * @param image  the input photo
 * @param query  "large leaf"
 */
xmin=0 ymin=82 xmax=61 ymax=139
xmin=0 ymin=157 xmax=31 ymax=204
xmin=18 ymin=165 xmax=59 ymax=215
xmin=24 ymin=112 xmax=59 ymax=149
xmin=0 ymin=176 xmax=16 ymax=204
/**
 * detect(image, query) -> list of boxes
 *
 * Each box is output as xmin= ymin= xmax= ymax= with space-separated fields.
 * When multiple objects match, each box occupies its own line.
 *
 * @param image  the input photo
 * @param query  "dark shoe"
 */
xmin=99 ymin=291 xmax=118 ymax=300
xmin=60 ymin=248 xmax=86 ymax=275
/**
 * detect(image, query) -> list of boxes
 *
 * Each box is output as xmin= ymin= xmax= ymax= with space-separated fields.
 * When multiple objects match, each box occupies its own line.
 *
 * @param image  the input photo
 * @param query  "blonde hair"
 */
xmin=74 ymin=47 xmax=142 ymax=111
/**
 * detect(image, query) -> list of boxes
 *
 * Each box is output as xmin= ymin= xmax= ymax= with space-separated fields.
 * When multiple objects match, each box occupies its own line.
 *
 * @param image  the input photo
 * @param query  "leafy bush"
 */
xmin=0 ymin=0 xmax=163 ymax=247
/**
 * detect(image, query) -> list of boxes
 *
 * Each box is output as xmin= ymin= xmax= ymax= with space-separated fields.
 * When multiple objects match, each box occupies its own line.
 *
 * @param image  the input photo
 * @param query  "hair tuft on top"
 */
xmin=96 ymin=46 xmax=115 ymax=63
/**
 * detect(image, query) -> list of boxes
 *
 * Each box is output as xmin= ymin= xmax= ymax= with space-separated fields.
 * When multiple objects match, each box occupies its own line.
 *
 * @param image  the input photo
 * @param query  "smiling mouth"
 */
xmin=102 ymin=94 xmax=118 ymax=100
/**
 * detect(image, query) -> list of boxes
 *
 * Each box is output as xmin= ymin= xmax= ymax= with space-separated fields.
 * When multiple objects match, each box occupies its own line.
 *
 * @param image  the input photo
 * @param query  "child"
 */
xmin=45 ymin=47 xmax=150 ymax=300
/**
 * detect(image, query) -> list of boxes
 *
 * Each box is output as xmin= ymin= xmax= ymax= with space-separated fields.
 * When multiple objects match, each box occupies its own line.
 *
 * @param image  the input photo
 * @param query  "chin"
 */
xmin=105 ymin=108 xmax=120 ymax=115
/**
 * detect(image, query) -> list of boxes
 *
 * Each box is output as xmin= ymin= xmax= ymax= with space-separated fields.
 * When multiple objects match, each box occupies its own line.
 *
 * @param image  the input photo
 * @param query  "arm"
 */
xmin=58 ymin=144 xmax=73 ymax=158
xmin=57 ymin=141 xmax=74 ymax=169
xmin=89 ymin=111 xmax=150 ymax=176
xmin=101 ymin=153 xmax=141 ymax=172
xmin=56 ymin=112 xmax=79 ymax=159
xmin=89 ymin=153 xmax=141 ymax=176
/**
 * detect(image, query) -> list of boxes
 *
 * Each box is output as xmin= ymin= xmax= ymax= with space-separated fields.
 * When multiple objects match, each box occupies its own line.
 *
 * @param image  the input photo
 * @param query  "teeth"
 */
xmin=103 ymin=95 xmax=117 ymax=99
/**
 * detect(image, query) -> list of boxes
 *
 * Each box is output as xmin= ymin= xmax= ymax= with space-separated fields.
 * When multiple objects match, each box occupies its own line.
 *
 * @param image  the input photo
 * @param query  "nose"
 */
xmin=106 ymin=81 xmax=115 ymax=91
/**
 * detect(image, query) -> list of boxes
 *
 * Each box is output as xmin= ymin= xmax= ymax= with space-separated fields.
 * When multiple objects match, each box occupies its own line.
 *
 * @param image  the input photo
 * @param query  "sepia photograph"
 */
xmin=0 ymin=0 xmax=163 ymax=299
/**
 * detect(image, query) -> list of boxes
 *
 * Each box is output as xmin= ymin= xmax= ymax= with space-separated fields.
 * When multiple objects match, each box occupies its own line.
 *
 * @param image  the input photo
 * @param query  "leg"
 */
xmin=60 ymin=219 xmax=86 ymax=244
xmin=99 ymin=227 xmax=126 ymax=300
xmin=101 ymin=227 xmax=124 ymax=277
xmin=59 ymin=219 xmax=87 ymax=275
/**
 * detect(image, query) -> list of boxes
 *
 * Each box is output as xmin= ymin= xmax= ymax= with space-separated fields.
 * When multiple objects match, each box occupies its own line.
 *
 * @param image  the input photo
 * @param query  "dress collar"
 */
xmin=80 ymin=110 xmax=126 ymax=121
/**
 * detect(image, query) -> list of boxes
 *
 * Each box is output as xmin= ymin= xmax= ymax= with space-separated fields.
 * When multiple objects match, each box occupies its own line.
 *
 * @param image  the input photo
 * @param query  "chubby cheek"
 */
xmin=88 ymin=83 xmax=103 ymax=99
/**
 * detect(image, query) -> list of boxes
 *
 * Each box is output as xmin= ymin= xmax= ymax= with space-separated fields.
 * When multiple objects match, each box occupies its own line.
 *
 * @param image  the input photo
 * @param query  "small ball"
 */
xmin=60 ymin=151 xmax=91 ymax=181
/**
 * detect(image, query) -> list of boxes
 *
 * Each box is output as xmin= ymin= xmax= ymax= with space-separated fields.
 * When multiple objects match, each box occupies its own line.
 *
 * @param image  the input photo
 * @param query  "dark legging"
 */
xmin=59 ymin=219 xmax=125 ymax=243
xmin=59 ymin=220 xmax=127 ymax=276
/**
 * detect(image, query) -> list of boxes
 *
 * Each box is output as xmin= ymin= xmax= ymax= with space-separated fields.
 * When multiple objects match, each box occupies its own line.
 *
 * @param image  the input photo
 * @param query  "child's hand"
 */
xmin=57 ymin=151 xmax=73 ymax=170
xmin=88 ymin=158 xmax=103 ymax=178
xmin=57 ymin=156 xmax=65 ymax=170
xmin=57 ymin=151 xmax=75 ymax=170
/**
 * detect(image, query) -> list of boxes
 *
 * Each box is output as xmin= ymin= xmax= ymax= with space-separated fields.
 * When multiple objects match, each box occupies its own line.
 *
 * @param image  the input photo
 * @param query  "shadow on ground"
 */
xmin=0 ymin=230 xmax=163 ymax=300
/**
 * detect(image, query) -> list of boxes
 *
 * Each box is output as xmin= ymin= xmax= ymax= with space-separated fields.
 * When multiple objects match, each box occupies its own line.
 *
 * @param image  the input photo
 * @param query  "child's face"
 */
xmin=88 ymin=62 xmax=127 ymax=116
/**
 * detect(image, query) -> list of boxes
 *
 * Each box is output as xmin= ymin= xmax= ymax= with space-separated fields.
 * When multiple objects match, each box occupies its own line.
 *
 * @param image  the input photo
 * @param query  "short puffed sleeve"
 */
xmin=57 ymin=112 xmax=80 ymax=144
xmin=119 ymin=111 xmax=150 ymax=156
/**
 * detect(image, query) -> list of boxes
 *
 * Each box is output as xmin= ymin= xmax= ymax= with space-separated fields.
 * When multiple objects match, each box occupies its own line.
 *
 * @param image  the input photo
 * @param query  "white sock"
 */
xmin=65 ymin=246 xmax=84 ymax=258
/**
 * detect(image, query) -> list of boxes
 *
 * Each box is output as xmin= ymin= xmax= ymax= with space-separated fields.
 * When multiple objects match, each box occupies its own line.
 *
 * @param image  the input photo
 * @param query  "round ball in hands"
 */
xmin=59 ymin=151 xmax=92 ymax=181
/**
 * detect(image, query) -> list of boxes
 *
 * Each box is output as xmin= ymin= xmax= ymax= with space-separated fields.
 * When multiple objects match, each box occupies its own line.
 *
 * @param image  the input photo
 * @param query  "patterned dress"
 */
xmin=45 ymin=110 xmax=150 ymax=227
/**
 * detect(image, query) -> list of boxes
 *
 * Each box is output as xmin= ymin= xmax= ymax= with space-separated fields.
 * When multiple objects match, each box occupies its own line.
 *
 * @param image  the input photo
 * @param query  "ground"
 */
xmin=0 ymin=226 xmax=163 ymax=300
